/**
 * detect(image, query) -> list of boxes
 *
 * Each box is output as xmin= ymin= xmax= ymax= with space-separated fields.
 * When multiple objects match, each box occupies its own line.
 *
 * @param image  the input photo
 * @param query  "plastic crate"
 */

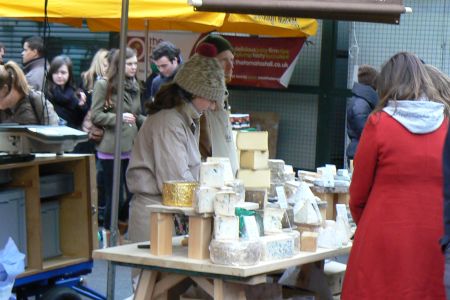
xmin=0 ymin=189 xmax=27 ymax=257
xmin=40 ymin=173 xmax=74 ymax=198
xmin=41 ymin=200 xmax=61 ymax=259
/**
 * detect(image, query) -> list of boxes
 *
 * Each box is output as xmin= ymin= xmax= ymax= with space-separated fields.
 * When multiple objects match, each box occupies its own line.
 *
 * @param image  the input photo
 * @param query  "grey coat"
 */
xmin=23 ymin=57 xmax=46 ymax=91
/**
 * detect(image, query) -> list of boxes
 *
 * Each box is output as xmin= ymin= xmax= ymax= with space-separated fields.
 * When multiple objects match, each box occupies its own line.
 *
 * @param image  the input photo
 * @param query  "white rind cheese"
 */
xmin=193 ymin=186 xmax=218 ymax=213
xmin=214 ymin=191 xmax=243 ymax=216
xmin=214 ymin=216 xmax=239 ymax=240
xmin=209 ymin=239 xmax=262 ymax=266
xmin=200 ymin=162 xmax=225 ymax=188
xmin=260 ymin=234 xmax=295 ymax=261
xmin=207 ymin=157 xmax=235 ymax=182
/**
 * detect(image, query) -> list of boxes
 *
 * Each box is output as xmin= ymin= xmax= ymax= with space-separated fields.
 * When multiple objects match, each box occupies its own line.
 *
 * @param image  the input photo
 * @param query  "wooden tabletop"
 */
xmin=93 ymin=242 xmax=351 ymax=278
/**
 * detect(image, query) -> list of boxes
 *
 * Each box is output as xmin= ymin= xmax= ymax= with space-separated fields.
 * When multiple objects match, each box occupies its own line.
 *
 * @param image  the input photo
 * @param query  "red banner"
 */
xmin=224 ymin=36 xmax=306 ymax=89
xmin=128 ymin=32 xmax=305 ymax=89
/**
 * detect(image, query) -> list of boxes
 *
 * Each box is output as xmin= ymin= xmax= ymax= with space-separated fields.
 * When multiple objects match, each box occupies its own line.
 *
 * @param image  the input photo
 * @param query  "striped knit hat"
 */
xmin=174 ymin=43 xmax=227 ymax=104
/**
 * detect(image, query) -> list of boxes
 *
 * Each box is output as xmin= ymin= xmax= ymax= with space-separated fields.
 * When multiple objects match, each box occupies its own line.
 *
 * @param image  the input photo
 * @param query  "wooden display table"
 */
xmin=93 ymin=240 xmax=351 ymax=299
xmin=311 ymin=186 xmax=349 ymax=220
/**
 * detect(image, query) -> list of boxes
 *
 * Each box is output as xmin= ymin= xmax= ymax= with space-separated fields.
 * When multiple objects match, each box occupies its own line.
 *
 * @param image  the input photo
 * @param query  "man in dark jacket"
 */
xmin=22 ymin=36 xmax=46 ymax=91
xmin=148 ymin=41 xmax=181 ymax=101
xmin=346 ymin=65 xmax=379 ymax=162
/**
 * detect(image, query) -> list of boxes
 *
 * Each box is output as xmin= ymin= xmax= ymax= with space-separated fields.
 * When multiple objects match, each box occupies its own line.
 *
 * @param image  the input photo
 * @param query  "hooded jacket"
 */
xmin=343 ymin=99 xmax=447 ymax=299
xmin=346 ymin=82 xmax=379 ymax=158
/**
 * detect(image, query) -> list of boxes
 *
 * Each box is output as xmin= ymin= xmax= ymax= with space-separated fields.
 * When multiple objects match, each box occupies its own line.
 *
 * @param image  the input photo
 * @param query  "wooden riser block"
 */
xmin=337 ymin=193 xmax=349 ymax=205
xmin=188 ymin=216 xmax=212 ymax=259
xmin=316 ymin=193 xmax=335 ymax=220
xmin=150 ymin=212 xmax=173 ymax=256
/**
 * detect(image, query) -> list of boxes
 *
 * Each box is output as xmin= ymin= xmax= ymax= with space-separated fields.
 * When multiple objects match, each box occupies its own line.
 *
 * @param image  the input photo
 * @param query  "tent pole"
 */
xmin=107 ymin=0 xmax=130 ymax=298
xmin=144 ymin=19 xmax=149 ymax=79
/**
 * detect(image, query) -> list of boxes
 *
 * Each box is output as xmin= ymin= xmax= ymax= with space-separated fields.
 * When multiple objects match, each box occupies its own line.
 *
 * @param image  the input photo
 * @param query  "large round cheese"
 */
xmin=162 ymin=181 xmax=198 ymax=207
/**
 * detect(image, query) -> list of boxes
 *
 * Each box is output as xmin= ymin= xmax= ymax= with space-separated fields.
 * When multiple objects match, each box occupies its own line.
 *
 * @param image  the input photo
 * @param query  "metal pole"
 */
xmin=144 ymin=19 xmax=149 ymax=79
xmin=107 ymin=0 xmax=130 ymax=298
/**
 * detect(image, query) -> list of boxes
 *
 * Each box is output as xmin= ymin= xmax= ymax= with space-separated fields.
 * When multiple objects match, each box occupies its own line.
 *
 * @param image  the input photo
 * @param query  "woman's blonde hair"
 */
xmin=0 ymin=60 xmax=30 ymax=96
xmin=375 ymin=52 xmax=443 ymax=113
xmin=424 ymin=64 xmax=450 ymax=116
xmin=81 ymin=48 xmax=108 ymax=91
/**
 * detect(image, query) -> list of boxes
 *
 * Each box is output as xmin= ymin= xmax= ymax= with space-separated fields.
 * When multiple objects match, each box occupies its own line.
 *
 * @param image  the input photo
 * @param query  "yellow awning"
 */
xmin=0 ymin=0 xmax=317 ymax=37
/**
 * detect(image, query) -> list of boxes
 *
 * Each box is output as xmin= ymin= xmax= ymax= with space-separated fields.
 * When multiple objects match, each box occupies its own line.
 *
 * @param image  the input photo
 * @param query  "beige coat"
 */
xmin=127 ymin=102 xmax=201 ymax=242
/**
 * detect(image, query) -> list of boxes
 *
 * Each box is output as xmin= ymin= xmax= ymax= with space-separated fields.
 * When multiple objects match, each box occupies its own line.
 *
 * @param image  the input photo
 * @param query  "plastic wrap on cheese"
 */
xmin=260 ymin=233 xmax=295 ymax=261
xmin=209 ymin=239 xmax=262 ymax=266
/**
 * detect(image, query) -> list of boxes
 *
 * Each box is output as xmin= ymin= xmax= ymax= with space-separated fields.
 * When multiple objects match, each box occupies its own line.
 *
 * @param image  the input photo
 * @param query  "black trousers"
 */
xmin=99 ymin=158 xmax=132 ymax=230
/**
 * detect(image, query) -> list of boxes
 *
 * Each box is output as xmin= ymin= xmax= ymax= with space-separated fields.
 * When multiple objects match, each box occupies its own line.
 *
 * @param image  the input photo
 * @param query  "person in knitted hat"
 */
xmin=126 ymin=42 xmax=226 ymax=251
xmin=197 ymin=33 xmax=234 ymax=82
xmin=195 ymin=34 xmax=238 ymax=175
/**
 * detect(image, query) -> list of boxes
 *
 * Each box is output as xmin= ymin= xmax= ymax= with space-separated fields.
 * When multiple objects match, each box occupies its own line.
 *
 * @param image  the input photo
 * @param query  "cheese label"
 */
xmin=276 ymin=186 xmax=288 ymax=209
xmin=243 ymin=216 xmax=260 ymax=240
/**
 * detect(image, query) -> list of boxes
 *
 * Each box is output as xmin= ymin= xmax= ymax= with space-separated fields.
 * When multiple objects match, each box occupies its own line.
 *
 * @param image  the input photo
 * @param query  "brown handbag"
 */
xmin=81 ymin=110 xmax=104 ymax=142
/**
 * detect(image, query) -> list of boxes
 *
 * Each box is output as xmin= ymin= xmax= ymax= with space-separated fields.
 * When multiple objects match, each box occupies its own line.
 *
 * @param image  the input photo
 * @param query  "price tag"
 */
xmin=276 ymin=186 xmax=288 ymax=209
xmin=243 ymin=216 xmax=260 ymax=240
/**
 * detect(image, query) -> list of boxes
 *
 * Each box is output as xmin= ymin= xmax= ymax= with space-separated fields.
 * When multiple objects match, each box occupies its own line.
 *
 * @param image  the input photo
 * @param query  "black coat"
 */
xmin=346 ymin=82 xmax=379 ymax=159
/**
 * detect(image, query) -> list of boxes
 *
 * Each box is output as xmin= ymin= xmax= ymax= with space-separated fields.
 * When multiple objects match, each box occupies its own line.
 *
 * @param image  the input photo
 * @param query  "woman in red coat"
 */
xmin=341 ymin=52 xmax=450 ymax=299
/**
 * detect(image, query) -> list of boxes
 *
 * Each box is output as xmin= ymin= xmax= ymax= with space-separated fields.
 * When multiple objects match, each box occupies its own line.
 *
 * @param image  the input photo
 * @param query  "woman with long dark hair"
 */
xmin=91 ymin=47 xmax=145 ymax=238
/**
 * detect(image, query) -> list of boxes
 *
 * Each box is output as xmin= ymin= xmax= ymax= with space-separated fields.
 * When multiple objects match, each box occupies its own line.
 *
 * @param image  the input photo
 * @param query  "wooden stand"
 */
xmin=311 ymin=186 xmax=349 ymax=220
xmin=188 ymin=216 xmax=212 ymax=259
xmin=148 ymin=205 xmax=213 ymax=259
xmin=150 ymin=213 xmax=174 ymax=256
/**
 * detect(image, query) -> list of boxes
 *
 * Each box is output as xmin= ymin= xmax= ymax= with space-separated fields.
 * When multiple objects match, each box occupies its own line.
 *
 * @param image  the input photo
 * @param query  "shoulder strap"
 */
xmin=28 ymin=92 xmax=46 ymax=125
